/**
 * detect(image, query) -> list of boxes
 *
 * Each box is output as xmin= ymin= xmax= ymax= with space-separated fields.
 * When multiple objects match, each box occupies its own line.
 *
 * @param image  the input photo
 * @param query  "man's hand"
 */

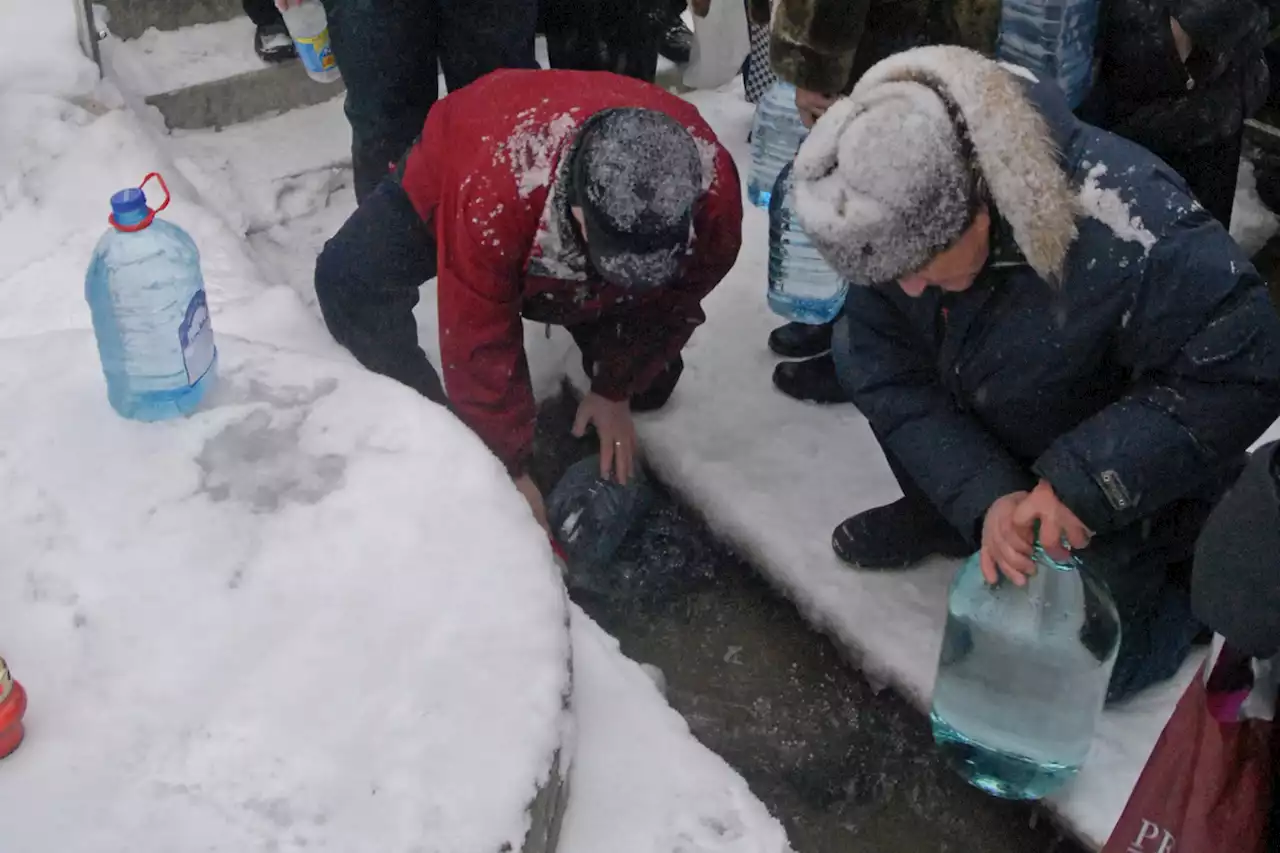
xmin=1013 ymin=480 xmax=1092 ymax=563
xmin=1171 ymin=18 xmax=1193 ymax=63
xmin=980 ymin=492 xmax=1034 ymax=587
xmin=514 ymin=473 xmax=550 ymax=534
xmin=796 ymin=89 xmax=837 ymax=128
xmin=275 ymin=0 xmax=305 ymax=11
xmin=691 ymin=0 xmax=712 ymax=17
xmin=572 ymin=392 xmax=637 ymax=485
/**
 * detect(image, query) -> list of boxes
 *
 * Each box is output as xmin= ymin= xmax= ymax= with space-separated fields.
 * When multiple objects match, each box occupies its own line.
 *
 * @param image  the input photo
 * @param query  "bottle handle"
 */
xmin=108 ymin=172 xmax=172 ymax=232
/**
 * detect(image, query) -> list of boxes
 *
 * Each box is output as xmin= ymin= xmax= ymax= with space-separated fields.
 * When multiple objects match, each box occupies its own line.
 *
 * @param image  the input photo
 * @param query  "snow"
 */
xmin=1 ymin=10 xmax=790 ymax=853
xmin=0 ymin=332 xmax=572 ymax=853
xmin=1231 ymin=158 xmax=1280 ymax=255
xmin=1079 ymin=163 xmax=1158 ymax=252
xmin=104 ymin=17 xmax=267 ymax=98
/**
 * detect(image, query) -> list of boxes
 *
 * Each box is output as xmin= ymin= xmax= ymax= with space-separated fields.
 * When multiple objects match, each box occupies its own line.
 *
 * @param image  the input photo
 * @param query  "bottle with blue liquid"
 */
xmin=747 ymin=81 xmax=808 ymax=208
xmin=930 ymin=538 xmax=1120 ymax=800
xmin=996 ymin=0 xmax=1101 ymax=108
xmin=85 ymin=173 xmax=218 ymax=421
xmin=768 ymin=162 xmax=848 ymax=325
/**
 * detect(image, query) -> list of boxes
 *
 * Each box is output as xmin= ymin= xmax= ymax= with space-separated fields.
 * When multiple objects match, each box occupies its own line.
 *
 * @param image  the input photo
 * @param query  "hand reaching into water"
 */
xmin=514 ymin=474 xmax=550 ymax=534
xmin=572 ymin=392 xmax=637 ymax=485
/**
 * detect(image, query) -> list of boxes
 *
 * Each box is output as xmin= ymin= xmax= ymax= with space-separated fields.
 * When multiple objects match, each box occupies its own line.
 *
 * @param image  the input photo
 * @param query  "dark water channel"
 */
xmin=529 ymin=389 xmax=1086 ymax=853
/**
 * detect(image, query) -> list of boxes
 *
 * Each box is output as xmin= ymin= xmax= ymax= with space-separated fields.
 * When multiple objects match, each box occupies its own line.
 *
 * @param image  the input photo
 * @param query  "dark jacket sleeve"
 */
xmin=1034 ymin=227 xmax=1280 ymax=535
xmin=841 ymin=285 xmax=1038 ymax=545
xmin=769 ymin=0 xmax=870 ymax=94
xmin=1192 ymin=441 xmax=1280 ymax=658
xmin=1169 ymin=0 xmax=1267 ymax=64
xmin=315 ymin=177 xmax=445 ymax=404
xmin=588 ymin=148 xmax=743 ymax=402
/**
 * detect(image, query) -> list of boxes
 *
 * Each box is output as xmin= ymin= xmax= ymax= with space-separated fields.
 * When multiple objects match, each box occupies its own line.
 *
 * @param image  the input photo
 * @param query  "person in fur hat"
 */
xmin=795 ymin=46 xmax=1280 ymax=701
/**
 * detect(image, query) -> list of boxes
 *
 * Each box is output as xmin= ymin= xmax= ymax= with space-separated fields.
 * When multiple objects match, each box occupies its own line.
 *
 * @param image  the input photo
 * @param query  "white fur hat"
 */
xmin=793 ymin=46 xmax=1079 ymax=286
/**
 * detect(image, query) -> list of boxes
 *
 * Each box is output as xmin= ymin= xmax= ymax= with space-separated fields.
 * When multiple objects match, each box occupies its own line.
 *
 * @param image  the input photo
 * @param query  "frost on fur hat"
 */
xmin=793 ymin=46 xmax=1079 ymax=286
xmin=792 ymin=83 xmax=977 ymax=285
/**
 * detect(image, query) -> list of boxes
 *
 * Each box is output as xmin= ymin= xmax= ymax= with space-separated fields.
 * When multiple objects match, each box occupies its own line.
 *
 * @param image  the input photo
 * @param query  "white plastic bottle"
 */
xmin=281 ymin=0 xmax=341 ymax=84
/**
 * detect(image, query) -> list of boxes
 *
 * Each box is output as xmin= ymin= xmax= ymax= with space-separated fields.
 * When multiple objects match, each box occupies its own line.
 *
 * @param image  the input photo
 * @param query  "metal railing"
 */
xmin=72 ymin=0 xmax=104 ymax=72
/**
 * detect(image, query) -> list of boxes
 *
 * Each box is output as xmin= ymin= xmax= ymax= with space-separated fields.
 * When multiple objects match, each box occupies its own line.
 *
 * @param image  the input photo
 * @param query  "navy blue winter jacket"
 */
xmin=839 ymin=79 xmax=1280 ymax=547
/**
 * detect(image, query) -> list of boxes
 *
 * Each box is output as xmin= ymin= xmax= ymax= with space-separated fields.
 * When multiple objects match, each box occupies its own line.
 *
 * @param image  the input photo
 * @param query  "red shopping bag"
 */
xmin=1102 ymin=641 xmax=1276 ymax=853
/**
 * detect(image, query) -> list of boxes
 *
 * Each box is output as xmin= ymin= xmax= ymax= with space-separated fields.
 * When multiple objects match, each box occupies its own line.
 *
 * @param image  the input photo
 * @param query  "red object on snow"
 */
xmin=398 ymin=69 xmax=744 ymax=476
xmin=0 ymin=658 xmax=27 ymax=761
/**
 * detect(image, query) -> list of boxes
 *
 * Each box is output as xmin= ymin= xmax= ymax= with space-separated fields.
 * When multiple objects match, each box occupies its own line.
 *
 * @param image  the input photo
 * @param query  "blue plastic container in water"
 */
xmin=85 ymin=173 xmax=217 ymax=421
xmin=547 ymin=455 xmax=653 ymax=574
xmin=747 ymin=81 xmax=808 ymax=209
xmin=996 ymin=0 xmax=1101 ymax=108
xmin=767 ymin=162 xmax=848 ymax=325
xmin=930 ymin=540 xmax=1120 ymax=800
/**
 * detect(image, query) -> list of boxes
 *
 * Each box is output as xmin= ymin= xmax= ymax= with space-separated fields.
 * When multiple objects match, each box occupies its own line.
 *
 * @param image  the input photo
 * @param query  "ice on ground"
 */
xmin=563 ymin=609 xmax=791 ymax=853
xmin=0 ymin=332 xmax=571 ymax=853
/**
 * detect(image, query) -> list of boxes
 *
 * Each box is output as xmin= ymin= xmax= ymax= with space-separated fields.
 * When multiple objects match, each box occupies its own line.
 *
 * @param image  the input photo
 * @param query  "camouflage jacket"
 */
xmin=760 ymin=0 xmax=1001 ymax=94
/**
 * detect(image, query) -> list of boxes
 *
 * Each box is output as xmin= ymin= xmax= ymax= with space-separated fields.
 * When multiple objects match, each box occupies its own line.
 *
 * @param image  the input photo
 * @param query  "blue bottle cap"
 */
xmin=111 ymin=187 xmax=148 ymax=218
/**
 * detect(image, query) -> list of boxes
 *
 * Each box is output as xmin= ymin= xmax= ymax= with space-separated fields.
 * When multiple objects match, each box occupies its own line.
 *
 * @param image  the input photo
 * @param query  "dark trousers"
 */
xmin=316 ymin=179 xmax=685 ymax=414
xmin=858 ymin=381 xmax=1203 ymax=705
xmin=320 ymin=0 xmax=538 ymax=202
xmin=243 ymin=0 xmax=283 ymax=27
xmin=540 ymin=0 xmax=667 ymax=82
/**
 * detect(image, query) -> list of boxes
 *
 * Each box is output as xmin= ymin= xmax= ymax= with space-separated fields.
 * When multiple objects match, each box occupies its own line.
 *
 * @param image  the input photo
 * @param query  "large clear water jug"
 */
xmin=996 ymin=0 xmax=1101 ymax=108
xmin=768 ymin=162 xmax=848 ymax=324
xmin=930 ymin=539 xmax=1120 ymax=800
xmin=281 ymin=0 xmax=341 ymax=84
xmin=85 ymin=173 xmax=217 ymax=421
xmin=748 ymin=81 xmax=808 ymax=208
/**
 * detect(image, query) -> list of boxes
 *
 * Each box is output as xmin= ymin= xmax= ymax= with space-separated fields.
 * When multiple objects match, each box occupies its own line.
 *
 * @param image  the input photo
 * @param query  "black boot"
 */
xmin=772 ymin=354 xmax=848 ymax=404
xmin=832 ymin=498 xmax=971 ymax=570
xmin=768 ymin=321 xmax=832 ymax=358
xmin=658 ymin=18 xmax=693 ymax=64
xmin=254 ymin=21 xmax=297 ymax=63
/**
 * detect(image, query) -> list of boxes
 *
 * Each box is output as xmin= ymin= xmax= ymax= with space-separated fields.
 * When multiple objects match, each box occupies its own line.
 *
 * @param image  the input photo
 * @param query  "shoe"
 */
xmin=254 ymin=21 xmax=297 ymax=63
xmin=768 ymin=321 xmax=833 ymax=358
xmin=832 ymin=498 xmax=971 ymax=570
xmin=772 ymin=354 xmax=848 ymax=404
xmin=658 ymin=19 xmax=693 ymax=64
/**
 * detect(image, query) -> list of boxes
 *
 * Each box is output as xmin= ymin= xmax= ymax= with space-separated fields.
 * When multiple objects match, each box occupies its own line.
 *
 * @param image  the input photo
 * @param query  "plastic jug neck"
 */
xmin=108 ymin=173 xmax=171 ymax=232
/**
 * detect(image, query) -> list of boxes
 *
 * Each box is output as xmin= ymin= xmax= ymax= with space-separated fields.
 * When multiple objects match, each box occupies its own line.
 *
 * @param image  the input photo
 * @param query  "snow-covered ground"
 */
xmin=1 ymin=5 xmax=790 ymax=853
xmin=9 ymin=2 xmax=1280 ymax=850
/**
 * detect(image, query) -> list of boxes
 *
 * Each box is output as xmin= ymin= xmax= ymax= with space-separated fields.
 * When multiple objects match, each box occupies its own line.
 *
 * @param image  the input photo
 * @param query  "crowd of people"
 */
xmin=254 ymin=0 xmax=1280 ymax=720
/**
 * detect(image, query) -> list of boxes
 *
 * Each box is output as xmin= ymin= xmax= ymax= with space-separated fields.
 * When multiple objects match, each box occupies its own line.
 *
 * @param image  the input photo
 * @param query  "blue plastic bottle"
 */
xmin=996 ymin=0 xmax=1101 ymax=108
xmin=747 ymin=81 xmax=808 ymax=209
xmin=85 ymin=173 xmax=217 ymax=421
xmin=930 ymin=540 xmax=1120 ymax=800
xmin=768 ymin=162 xmax=848 ymax=324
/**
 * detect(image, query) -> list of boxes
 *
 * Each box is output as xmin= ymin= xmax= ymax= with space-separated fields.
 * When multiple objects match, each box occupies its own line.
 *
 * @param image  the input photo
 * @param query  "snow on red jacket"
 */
xmin=397 ymin=69 xmax=743 ymax=476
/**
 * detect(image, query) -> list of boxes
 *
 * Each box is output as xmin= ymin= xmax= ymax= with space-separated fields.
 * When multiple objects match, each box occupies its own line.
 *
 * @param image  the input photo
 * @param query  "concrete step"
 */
xmin=102 ymin=16 xmax=345 ymax=130
xmin=99 ymin=0 xmax=244 ymax=40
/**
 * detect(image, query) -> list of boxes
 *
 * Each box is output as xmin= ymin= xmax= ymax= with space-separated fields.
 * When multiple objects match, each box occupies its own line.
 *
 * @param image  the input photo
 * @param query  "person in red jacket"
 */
xmin=315 ymin=69 xmax=743 ymax=530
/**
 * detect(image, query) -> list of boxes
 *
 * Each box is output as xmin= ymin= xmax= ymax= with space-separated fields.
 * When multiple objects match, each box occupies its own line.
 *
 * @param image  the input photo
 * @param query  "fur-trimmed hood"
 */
xmin=794 ymin=46 xmax=1081 ymax=285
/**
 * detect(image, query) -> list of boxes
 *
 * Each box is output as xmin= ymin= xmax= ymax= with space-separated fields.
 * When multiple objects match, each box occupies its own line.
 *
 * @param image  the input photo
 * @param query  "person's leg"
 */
xmin=566 ymin=323 xmax=684 ymax=411
xmin=542 ymin=0 xmax=604 ymax=71
xmin=320 ymin=0 xmax=440 ymax=203
xmin=437 ymin=0 xmax=537 ymax=94
xmin=243 ymin=0 xmax=284 ymax=26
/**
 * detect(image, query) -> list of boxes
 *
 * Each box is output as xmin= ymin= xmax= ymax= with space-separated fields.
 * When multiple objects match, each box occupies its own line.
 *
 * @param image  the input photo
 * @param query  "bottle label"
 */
xmin=294 ymin=29 xmax=337 ymax=75
xmin=179 ymin=290 xmax=216 ymax=385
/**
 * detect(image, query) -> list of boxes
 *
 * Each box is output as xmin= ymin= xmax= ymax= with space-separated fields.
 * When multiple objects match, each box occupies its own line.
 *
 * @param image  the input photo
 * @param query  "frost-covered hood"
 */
xmin=846 ymin=46 xmax=1081 ymax=285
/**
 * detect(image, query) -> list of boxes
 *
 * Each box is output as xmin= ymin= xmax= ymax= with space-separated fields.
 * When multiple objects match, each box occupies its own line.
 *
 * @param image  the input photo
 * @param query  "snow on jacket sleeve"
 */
xmin=841 ymin=285 xmax=1037 ymax=545
xmin=435 ymin=195 xmax=537 ymax=478
xmin=586 ymin=149 xmax=743 ymax=402
xmin=1034 ymin=228 xmax=1280 ymax=536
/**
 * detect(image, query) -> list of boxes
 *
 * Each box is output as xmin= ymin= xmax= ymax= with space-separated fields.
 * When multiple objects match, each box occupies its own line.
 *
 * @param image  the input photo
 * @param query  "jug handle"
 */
xmin=108 ymin=172 xmax=172 ymax=233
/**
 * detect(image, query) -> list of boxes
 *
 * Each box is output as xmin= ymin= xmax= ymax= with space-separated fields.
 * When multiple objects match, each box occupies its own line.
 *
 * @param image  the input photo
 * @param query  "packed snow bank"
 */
xmin=562 ymin=610 xmax=791 ymax=853
xmin=0 ymin=331 xmax=571 ymax=853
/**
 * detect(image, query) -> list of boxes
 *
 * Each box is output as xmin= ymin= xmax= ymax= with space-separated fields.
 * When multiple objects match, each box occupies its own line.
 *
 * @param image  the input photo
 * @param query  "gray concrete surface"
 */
xmin=147 ymin=64 xmax=345 ymax=130
xmin=100 ymin=0 xmax=244 ymax=39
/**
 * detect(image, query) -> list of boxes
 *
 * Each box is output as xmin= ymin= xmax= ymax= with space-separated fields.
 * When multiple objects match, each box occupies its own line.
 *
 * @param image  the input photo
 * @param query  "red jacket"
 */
xmin=399 ymin=69 xmax=743 ymax=475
